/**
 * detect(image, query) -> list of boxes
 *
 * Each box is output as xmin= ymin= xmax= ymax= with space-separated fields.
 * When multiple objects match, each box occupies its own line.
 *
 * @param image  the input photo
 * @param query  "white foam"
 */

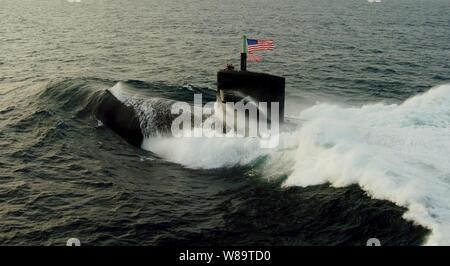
xmin=142 ymin=134 xmax=265 ymax=169
xmin=137 ymin=82 xmax=450 ymax=245
xmin=108 ymin=81 xmax=130 ymax=102
xmin=284 ymin=84 xmax=450 ymax=245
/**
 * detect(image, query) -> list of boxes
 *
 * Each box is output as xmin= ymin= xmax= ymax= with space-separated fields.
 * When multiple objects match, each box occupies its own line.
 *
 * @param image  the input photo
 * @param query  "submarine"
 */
xmin=92 ymin=51 xmax=286 ymax=147
xmin=217 ymin=52 xmax=285 ymax=124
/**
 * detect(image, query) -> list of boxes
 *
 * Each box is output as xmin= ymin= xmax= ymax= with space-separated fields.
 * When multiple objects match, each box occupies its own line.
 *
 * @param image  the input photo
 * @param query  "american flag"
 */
xmin=247 ymin=39 xmax=274 ymax=53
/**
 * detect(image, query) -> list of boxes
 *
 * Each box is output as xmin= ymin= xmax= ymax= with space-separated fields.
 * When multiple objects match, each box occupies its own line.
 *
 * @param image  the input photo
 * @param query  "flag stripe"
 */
xmin=248 ymin=47 xmax=274 ymax=52
xmin=247 ymin=53 xmax=263 ymax=62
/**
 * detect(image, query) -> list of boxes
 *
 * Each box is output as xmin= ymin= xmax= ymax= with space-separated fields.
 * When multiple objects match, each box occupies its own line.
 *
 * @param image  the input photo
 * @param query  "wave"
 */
xmin=139 ymin=83 xmax=450 ymax=245
xmin=38 ymin=78 xmax=450 ymax=245
xmin=284 ymin=83 xmax=450 ymax=245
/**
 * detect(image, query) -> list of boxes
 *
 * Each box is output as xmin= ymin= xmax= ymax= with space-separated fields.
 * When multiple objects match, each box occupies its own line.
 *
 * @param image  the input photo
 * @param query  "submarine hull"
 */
xmin=94 ymin=90 xmax=144 ymax=147
xmin=89 ymin=69 xmax=286 ymax=148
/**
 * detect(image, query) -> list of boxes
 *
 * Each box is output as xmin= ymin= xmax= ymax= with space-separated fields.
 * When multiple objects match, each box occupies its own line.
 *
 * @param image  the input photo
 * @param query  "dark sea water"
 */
xmin=0 ymin=0 xmax=449 ymax=245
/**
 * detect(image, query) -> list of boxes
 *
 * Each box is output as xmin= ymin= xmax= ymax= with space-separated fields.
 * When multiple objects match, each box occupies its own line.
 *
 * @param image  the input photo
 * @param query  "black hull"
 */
xmin=94 ymin=90 xmax=143 ymax=147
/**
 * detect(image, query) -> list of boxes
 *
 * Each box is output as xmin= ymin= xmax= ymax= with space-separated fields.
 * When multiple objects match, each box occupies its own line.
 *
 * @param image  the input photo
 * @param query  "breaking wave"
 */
xmin=283 ymin=84 xmax=450 ymax=245
xmin=136 ymin=83 xmax=450 ymax=245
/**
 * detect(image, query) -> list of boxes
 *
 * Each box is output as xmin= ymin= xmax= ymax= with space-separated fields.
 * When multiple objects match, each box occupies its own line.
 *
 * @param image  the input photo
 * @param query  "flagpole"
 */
xmin=243 ymin=35 xmax=247 ymax=53
xmin=241 ymin=35 xmax=247 ymax=71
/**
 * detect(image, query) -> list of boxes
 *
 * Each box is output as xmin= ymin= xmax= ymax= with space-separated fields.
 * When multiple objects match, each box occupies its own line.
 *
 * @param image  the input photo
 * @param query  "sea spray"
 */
xmin=141 ymin=84 xmax=450 ymax=245
xmin=284 ymin=84 xmax=450 ymax=245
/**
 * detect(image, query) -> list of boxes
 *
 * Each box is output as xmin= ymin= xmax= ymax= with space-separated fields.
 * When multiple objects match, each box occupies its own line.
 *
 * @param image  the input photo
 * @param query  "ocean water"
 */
xmin=0 ymin=0 xmax=449 ymax=245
